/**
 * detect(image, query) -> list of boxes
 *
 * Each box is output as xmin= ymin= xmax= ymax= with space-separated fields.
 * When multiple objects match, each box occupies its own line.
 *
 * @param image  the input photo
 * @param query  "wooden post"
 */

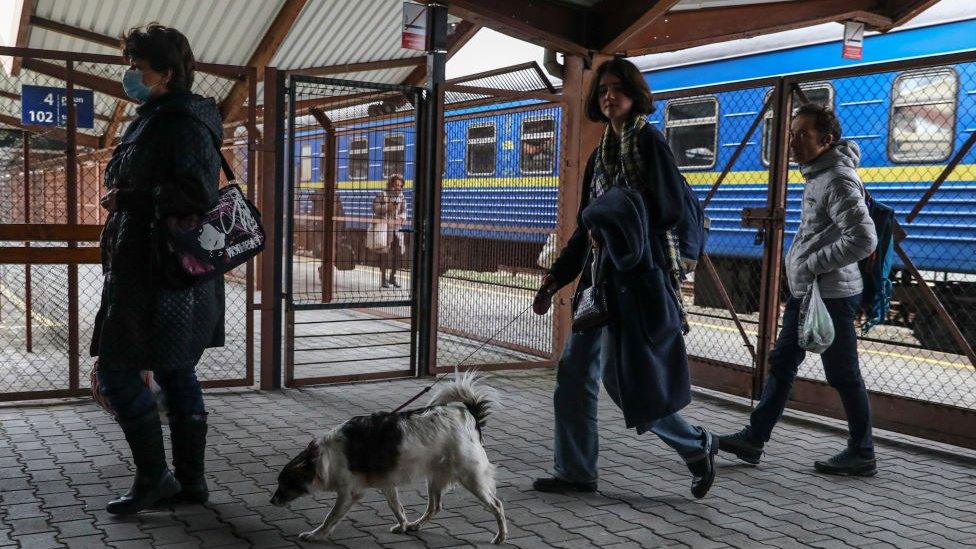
xmin=753 ymin=80 xmax=791 ymax=399
xmin=551 ymin=53 xmax=606 ymax=360
xmin=259 ymin=67 xmax=284 ymax=390
xmin=22 ymin=130 xmax=32 ymax=353
xmin=245 ymin=65 xmax=257 ymax=387
xmin=65 ymin=61 xmax=80 ymax=391
xmin=308 ymin=108 xmax=336 ymax=303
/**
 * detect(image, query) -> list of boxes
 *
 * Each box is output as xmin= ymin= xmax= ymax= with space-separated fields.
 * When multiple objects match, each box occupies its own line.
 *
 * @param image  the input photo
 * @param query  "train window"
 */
xmin=466 ymin=123 xmax=496 ymax=177
xmin=382 ymin=133 xmax=405 ymax=178
xmin=348 ymin=137 xmax=368 ymax=180
xmin=665 ymin=96 xmax=718 ymax=169
xmin=299 ymin=144 xmax=312 ymax=182
xmin=761 ymin=83 xmax=835 ymax=166
xmin=889 ymin=68 xmax=958 ymax=163
xmin=520 ymin=117 xmax=556 ymax=174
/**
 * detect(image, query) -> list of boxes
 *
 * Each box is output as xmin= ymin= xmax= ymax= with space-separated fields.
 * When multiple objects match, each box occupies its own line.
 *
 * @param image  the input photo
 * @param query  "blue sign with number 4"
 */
xmin=21 ymin=84 xmax=95 ymax=129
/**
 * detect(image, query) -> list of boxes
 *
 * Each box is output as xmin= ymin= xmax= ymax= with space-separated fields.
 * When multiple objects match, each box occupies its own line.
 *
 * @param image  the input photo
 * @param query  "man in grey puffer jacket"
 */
xmin=719 ymin=104 xmax=879 ymax=476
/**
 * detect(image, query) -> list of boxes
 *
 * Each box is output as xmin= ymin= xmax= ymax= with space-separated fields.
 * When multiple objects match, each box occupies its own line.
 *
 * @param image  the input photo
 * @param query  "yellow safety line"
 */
xmin=0 ymin=280 xmax=60 ymax=328
xmin=688 ymin=319 xmax=971 ymax=370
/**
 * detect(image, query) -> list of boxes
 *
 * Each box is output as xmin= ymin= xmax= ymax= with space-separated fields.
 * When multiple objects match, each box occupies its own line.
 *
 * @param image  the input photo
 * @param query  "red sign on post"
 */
xmin=842 ymin=21 xmax=865 ymax=60
xmin=402 ymin=2 xmax=427 ymax=51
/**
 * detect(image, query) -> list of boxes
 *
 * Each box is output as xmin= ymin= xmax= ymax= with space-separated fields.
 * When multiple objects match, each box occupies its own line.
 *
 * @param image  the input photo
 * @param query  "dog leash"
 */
xmin=391 ymin=302 xmax=535 ymax=413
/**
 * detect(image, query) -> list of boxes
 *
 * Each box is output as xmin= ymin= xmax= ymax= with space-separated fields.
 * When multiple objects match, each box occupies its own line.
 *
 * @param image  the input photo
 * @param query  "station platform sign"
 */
xmin=21 ymin=84 xmax=95 ymax=129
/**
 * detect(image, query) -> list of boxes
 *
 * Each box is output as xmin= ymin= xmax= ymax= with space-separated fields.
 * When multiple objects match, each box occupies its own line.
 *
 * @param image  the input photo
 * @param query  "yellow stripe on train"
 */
xmin=294 ymin=164 xmax=976 ymax=190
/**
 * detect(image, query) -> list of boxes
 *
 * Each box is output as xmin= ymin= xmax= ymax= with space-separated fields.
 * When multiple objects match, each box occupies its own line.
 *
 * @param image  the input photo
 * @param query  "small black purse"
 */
xmin=572 ymin=241 xmax=611 ymax=333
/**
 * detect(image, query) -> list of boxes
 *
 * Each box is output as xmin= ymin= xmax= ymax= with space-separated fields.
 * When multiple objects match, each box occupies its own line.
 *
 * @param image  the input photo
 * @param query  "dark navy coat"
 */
xmin=90 ymin=91 xmax=225 ymax=371
xmin=549 ymin=125 xmax=691 ymax=428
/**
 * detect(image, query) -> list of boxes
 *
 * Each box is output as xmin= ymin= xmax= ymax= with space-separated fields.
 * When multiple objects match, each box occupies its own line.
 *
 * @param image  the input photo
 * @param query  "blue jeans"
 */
xmin=553 ymin=328 xmax=708 ymax=483
xmin=97 ymin=367 xmax=205 ymax=421
xmin=750 ymin=294 xmax=874 ymax=456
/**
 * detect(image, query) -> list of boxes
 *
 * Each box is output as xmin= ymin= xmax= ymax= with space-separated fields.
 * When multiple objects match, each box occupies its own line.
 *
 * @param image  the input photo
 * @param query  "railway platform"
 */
xmin=2 ymin=370 xmax=975 ymax=548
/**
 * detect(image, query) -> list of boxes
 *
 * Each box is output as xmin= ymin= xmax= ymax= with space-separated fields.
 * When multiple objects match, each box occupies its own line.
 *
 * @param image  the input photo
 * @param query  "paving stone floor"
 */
xmin=2 ymin=370 xmax=975 ymax=548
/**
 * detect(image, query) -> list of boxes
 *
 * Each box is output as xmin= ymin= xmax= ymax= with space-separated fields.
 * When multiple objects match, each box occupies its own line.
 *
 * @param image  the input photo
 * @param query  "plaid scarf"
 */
xmin=592 ymin=115 xmax=688 ymax=333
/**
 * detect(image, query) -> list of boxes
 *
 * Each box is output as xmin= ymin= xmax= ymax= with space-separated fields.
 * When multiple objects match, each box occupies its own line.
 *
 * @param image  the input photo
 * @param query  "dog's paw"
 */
xmin=389 ymin=524 xmax=406 ymax=534
xmin=491 ymin=532 xmax=506 ymax=545
xmin=298 ymin=531 xmax=325 ymax=542
xmin=404 ymin=521 xmax=421 ymax=532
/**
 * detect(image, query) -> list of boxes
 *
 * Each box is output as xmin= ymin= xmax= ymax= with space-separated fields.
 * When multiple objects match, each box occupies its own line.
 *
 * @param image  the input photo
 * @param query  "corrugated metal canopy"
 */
xmin=0 ymin=0 xmax=465 ymax=147
xmin=0 ymin=0 xmax=943 ymax=148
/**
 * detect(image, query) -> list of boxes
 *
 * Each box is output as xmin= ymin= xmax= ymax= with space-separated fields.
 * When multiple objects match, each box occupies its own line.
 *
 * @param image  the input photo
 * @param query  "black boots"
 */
xmin=107 ymin=411 xmax=181 ymax=515
xmin=718 ymin=427 xmax=765 ymax=465
xmin=169 ymin=413 xmax=209 ymax=503
xmin=814 ymin=448 xmax=877 ymax=476
xmin=687 ymin=431 xmax=718 ymax=499
xmin=532 ymin=477 xmax=598 ymax=493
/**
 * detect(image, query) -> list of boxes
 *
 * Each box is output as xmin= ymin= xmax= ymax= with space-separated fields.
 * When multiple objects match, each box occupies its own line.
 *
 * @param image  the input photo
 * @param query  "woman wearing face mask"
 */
xmin=90 ymin=23 xmax=224 ymax=514
xmin=531 ymin=58 xmax=718 ymax=499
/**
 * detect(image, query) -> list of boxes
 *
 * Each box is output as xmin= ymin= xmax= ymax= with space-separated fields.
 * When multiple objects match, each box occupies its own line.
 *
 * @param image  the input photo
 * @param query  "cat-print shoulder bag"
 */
xmin=164 ymin=152 xmax=266 ymax=278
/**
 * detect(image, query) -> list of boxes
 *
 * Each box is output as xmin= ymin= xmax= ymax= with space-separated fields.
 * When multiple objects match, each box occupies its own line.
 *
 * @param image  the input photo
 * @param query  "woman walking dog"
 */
xmin=531 ymin=58 xmax=717 ymax=498
xmin=91 ymin=23 xmax=224 ymax=514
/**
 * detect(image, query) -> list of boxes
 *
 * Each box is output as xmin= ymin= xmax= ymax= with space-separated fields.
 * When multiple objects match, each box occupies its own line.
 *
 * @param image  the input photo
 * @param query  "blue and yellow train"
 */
xmin=295 ymin=13 xmax=976 ymax=350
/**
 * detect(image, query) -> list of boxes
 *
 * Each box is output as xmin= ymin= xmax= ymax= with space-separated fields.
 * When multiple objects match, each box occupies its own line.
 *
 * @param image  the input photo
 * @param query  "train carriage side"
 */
xmin=292 ymin=101 xmax=563 ymax=273
xmin=647 ymin=47 xmax=976 ymax=351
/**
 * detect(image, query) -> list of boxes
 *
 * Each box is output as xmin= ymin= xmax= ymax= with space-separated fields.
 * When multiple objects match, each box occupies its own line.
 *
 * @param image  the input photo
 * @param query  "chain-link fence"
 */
xmin=434 ymin=64 xmax=560 ymax=370
xmin=784 ymin=60 xmax=976 ymax=410
xmin=650 ymin=53 xmax=976 ymax=419
xmin=653 ymin=85 xmax=774 ymax=372
xmin=283 ymin=76 xmax=420 ymax=385
xmin=0 ymin=50 xmax=255 ymax=400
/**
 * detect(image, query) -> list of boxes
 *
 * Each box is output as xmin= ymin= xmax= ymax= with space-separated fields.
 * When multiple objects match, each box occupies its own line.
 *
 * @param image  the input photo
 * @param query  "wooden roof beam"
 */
xmin=289 ymin=56 xmax=426 ymax=77
xmin=403 ymin=20 xmax=481 ymax=87
xmin=618 ymin=0 xmax=891 ymax=56
xmin=884 ymin=0 xmax=942 ymax=29
xmin=21 ymin=58 xmax=130 ymax=103
xmin=0 ymin=113 xmax=100 ymax=148
xmin=596 ymin=0 xmax=681 ymax=54
xmin=28 ymin=15 xmax=233 ymax=78
xmin=434 ymin=0 xmax=591 ymax=57
xmin=6 ymin=0 xmax=36 ymax=76
xmin=29 ymin=15 xmax=119 ymax=48
xmin=100 ymin=100 xmax=128 ymax=149
xmin=220 ymin=0 xmax=308 ymax=122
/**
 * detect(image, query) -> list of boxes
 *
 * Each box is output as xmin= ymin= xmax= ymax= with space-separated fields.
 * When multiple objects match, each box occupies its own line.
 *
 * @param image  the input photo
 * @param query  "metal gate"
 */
xmin=282 ymin=75 xmax=424 ymax=386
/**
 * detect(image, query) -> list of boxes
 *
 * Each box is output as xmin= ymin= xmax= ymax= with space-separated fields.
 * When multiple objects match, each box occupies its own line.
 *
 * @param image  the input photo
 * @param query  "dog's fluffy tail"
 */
xmin=428 ymin=371 xmax=494 ymax=435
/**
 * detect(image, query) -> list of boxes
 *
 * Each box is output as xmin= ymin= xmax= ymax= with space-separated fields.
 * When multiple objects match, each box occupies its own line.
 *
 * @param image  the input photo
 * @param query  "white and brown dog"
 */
xmin=270 ymin=373 xmax=507 ymax=544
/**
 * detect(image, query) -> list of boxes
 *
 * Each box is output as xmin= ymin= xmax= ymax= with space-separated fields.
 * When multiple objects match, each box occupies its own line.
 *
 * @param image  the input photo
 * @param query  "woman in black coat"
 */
xmin=91 ymin=24 xmax=224 ymax=514
xmin=531 ymin=58 xmax=717 ymax=499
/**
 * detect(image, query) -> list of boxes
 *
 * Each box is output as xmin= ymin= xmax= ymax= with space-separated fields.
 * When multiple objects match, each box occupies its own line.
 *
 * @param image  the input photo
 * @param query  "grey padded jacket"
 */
xmin=784 ymin=140 xmax=878 ymax=299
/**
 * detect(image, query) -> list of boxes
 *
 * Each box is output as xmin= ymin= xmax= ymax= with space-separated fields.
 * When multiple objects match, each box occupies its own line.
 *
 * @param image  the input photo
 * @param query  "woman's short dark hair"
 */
xmin=122 ymin=23 xmax=195 ymax=93
xmin=795 ymin=103 xmax=842 ymax=144
xmin=585 ymin=57 xmax=655 ymax=123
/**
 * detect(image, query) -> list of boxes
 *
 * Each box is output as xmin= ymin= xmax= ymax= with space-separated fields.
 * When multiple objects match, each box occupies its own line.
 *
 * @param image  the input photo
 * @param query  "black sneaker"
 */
xmin=381 ymin=281 xmax=391 ymax=289
xmin=718 ymin=428 xmax=764 ymax=465
xmin=389 ymin=280 xmax=401 ymax=288
xmin=687 ymin=431 xmax=718 ymax=499
xmin=814 ymin=449 xmax=877 ymax=477
xmin=532 ymin=476 xmax=597 ymax=493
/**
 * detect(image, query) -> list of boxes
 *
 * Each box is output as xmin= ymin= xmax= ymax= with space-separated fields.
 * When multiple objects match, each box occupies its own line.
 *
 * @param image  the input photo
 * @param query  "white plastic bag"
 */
xmin=537 ymin=233 xmax=558 ymax=269
xmin=367 ymin=221 xmax=388 ymax=252
xmin=798 ymin=278 xmax=835 ymax=353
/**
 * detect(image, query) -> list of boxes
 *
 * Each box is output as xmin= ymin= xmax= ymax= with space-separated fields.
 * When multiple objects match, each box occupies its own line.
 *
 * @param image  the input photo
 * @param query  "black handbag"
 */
xmin=572 ymin=241 xmax=611 ymax=332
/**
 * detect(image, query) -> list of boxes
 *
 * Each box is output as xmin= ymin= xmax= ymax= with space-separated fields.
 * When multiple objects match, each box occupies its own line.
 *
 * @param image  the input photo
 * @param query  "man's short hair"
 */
xmin=795 ymin=103 xmax=842 ymax=144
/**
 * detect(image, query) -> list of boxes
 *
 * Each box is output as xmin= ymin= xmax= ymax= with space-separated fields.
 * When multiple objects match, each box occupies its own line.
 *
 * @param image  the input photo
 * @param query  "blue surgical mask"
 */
xmin=122 ymin=68 xmax=153 ymax=102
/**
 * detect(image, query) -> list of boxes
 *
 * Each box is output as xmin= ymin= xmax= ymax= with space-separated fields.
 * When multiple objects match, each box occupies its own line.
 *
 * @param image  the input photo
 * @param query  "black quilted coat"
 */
xmin=90 ymin=91 xmax=225 ymax=371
